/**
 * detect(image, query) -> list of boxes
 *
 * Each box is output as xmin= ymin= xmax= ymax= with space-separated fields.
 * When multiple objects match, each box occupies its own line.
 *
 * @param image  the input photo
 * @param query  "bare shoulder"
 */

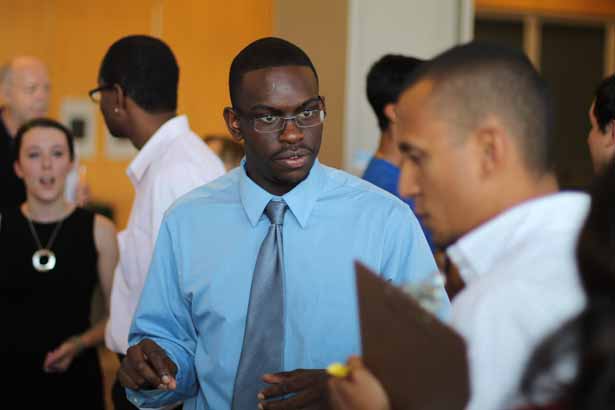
xmin=93 ymin=213 xmax=117 ymax=249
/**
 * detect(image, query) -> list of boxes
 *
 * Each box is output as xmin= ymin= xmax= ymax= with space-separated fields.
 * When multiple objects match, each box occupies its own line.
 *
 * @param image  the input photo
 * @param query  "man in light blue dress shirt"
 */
xmin=117 ymin=37 xmax=446 ymax=410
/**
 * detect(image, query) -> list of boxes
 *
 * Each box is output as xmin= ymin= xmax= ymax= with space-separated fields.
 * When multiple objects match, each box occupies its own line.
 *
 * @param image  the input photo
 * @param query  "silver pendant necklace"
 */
xmin=25 ymin=214 xmax=65 ymax=273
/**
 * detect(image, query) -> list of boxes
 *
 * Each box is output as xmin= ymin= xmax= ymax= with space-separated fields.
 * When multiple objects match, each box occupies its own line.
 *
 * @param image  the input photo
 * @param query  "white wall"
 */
xmin=344 ymin=0 xmax=474 ymax=174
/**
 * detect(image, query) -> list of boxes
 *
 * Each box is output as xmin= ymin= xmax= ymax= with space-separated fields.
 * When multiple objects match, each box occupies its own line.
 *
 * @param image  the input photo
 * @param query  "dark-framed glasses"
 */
xmin=88 ymin=84 xmax=114 ymax=103
xmin=251 ymin=109 xmax=326 ymax=133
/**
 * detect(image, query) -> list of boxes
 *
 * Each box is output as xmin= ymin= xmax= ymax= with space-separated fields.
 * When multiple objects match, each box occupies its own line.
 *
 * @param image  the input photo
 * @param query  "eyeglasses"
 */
xmin=249 ymin=109 xmax=326 ymax=133
xmin=234 ymin=101 xmax=327 ymax=134
xmin=88 ymin=84 xmax=114 ymax=103
xmin=232 ymin=96 xmax=327 ymax=133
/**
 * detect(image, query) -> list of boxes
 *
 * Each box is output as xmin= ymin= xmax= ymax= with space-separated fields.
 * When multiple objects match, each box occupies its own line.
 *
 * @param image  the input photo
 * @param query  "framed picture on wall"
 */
xmin=60 ymin=98 xmax=96 ymax=159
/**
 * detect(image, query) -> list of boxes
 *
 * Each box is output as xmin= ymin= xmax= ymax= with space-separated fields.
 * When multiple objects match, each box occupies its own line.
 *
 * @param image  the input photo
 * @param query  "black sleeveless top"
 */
xmin=0 ymin=206 xmax=104 ymax=409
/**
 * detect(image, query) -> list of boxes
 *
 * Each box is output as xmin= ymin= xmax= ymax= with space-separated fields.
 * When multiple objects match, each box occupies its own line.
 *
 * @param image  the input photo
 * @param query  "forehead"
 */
xmin=237 ymin=65 xmax=318 ymax=110
xmin=23 ymin=127 xmax=67 ymax=145
xmin=396 ymin=79 xmax=436 ymax=134
xmin=395 ymin=78 xmax=461 ymax=154
xmin=12 ymin=62 xmax=49 ymax=84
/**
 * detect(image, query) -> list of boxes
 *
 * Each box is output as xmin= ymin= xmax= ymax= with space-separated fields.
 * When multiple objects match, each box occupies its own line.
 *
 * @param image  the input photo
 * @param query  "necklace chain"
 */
xmin=25 ymin=215 xmax=65 ymax=251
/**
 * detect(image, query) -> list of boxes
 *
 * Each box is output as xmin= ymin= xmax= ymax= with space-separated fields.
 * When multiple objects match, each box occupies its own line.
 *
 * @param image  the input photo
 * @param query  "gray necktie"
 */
xmin=231 ymin=200 xmax=287 ymax=410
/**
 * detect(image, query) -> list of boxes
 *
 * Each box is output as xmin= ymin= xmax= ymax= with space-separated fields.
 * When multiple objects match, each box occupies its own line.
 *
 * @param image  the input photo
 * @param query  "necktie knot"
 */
xmin=265 ymin=200 xmax=287 ymax=225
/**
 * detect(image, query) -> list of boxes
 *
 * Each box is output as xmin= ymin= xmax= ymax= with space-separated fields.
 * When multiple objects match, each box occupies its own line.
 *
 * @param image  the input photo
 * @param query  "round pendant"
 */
xmin=32 ymin=249 xmax=56 ymax=272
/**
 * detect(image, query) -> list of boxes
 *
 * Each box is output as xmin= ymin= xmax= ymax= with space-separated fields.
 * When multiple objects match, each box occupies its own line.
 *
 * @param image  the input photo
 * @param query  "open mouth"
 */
xmin=39 ymin=176 xmax=56 ymax=188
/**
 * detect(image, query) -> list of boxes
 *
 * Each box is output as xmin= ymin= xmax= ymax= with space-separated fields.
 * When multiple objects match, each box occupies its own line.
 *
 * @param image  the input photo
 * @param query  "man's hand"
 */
xmin=118 ymin=339 xmax=178 ymax=391
xmin=328 ymin=357 xmax=390 ymax=410
xmin=258 ymin=368 xmax=330 ymax=410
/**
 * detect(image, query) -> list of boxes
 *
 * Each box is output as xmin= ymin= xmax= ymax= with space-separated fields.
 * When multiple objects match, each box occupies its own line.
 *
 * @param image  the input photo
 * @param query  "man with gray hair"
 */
xmin=0 ymin=56 xmax=50 ymax=209
xmin=0 ymin=56 xmax=88 ymax=208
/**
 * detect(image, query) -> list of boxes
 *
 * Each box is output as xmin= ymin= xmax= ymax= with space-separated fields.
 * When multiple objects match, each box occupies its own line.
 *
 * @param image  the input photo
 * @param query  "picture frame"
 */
xmin=60 ymin=97 xmax=96 ymax=159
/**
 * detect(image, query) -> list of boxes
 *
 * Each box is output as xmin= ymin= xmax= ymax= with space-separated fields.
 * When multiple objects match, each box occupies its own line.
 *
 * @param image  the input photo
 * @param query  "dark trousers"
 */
xmin=112 ymin=354 xmax=183 ymax=410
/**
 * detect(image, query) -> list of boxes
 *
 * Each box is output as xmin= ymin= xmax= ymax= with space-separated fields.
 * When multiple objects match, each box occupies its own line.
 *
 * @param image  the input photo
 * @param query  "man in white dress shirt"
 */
xmin=328 ymin=43 xmax=589 ymax=410
xmin=89 ymin=35 xmax=225 ymax=410
xmin=395 ymin=42 xmax=589 ymax=410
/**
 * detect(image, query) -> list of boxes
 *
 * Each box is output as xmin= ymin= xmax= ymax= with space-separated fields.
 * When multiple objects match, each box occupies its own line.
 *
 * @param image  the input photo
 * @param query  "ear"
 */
xmin=383 ymin=103 xmax=397 ymax=123
xmin=223 ymin=107 xmax=243 ymax=142
xmin=112 ymin=84 xmax=127 ymax=114
xmin=474 ymin=121 xmax=505 ymax=178
xmin=607 ymin=120 xmax=615 ymax=147
xmin=318 ymin=95 xmax=327 ymax=118
xmin=13 ymin=160 xmax=24 ymax=179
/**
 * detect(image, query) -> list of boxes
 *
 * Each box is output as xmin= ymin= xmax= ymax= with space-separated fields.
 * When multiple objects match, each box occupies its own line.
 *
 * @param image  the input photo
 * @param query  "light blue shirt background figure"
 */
xmin=127 ymin=160 xmax=448 ymax=410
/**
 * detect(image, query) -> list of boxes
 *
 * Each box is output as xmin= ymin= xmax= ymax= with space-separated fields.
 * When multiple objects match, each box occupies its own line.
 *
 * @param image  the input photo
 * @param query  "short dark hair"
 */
xmin=366 ymin=54 xmax=424 ymax=132
xmin=15 ymin=117 xmax=75 ymax=161
xmin=229 ymin=37 xmax=318 ymax=108
xmin=407 ymin=41 xmax=554 ymax=174
xmin=593 ymin=74 xmax=615 ymax=133
xmin=99 ymin=35 xmax=178 ymax=113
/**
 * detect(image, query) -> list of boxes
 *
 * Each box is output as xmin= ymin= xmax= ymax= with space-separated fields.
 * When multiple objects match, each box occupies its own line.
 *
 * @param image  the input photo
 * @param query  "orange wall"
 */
xmin=476 ymin=0 xmax=615 ymax=17
xmin=0 ymin=0 xmax=272 ymax=228
xmin=164 ymin=1 xmax=273 ymax=136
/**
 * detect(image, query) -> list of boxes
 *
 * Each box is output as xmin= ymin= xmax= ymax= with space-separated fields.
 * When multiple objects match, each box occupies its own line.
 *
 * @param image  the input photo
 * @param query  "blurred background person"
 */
xmin=0 ymin=56 xmax=89 ymax=208
xmin=204 ymin=134 xmax=244 ymax=171
xmin=0 ymin=118 xmax=117 ymax=409
xmin=362 ymin=54 xmax=433 ymax=249
xmin=0 ymin=56 xmax=49 ymax=209
xmin=93 ymin=35 xmax=225 ymax=410
xmin=587 ymin=74 xmax=615 ymax=174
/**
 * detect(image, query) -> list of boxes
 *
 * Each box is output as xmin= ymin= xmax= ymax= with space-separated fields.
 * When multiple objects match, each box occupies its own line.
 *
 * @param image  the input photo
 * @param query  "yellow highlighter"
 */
xmin=326 ymin=362 xmax=350 ymax=378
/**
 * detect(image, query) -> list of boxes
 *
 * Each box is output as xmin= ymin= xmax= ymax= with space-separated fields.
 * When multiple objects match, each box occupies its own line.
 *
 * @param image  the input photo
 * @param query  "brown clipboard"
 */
xmin=355 ymin=261 xmax=470 ymax=410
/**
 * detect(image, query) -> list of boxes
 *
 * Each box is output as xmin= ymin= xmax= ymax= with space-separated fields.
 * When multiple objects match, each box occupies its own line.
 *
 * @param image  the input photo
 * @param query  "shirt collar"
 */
xmin=239 ymin=159 xmax=325 ymax=228
xmin=127 ymin=115 xmax=189 ymax=184
xmin=446 ymin=193 xmax=567 ymax=285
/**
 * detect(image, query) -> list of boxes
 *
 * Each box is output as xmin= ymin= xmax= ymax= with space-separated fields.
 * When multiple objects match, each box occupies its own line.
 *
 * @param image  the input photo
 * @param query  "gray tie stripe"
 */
xmin=231 ymin=200 xmax=287 ymax=410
